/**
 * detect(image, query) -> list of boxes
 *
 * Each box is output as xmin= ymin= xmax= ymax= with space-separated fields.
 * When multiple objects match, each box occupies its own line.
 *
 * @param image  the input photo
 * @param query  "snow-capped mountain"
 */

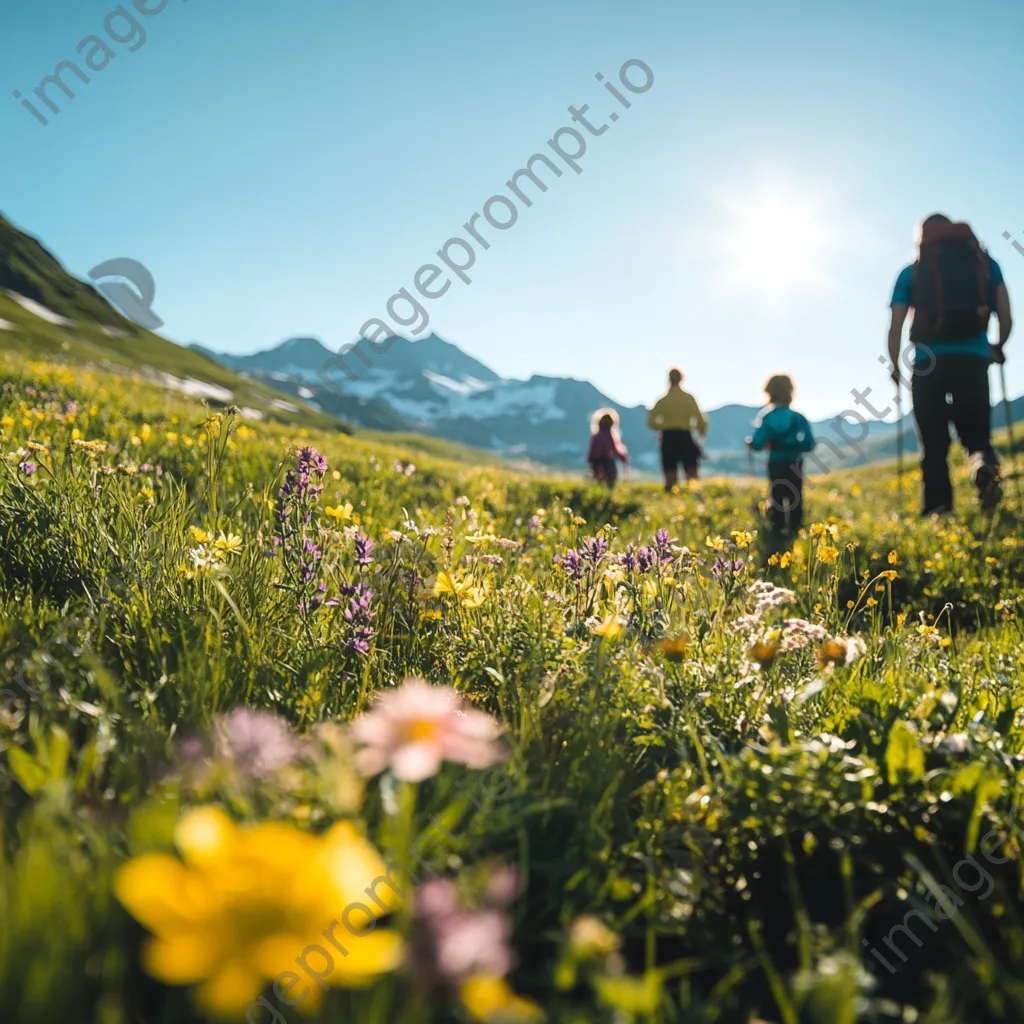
xmin=192 ymin=334 xmax=906 ymax=475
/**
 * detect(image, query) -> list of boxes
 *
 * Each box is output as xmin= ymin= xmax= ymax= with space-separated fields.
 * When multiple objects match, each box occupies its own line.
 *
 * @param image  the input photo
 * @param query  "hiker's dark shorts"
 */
xmin=661 ymin=430 xmax=700 ymax=473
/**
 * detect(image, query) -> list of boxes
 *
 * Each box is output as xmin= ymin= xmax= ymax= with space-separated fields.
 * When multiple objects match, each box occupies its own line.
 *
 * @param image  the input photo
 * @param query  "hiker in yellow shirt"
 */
xmin=648 ymin=367 xmax=708 ymax=490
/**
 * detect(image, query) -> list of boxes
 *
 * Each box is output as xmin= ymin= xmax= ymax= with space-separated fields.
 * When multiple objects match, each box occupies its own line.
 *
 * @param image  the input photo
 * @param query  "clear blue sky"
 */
xmin=3 ymin=0 xmax=1024 ymax=418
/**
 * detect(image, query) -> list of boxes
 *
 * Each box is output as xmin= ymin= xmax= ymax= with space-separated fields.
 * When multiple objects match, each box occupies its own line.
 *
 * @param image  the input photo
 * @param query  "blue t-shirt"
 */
xmin=890 ymin=254 xmax=1003 ymax=365
xmin=750 ymin=406 xmax=815 ymax=462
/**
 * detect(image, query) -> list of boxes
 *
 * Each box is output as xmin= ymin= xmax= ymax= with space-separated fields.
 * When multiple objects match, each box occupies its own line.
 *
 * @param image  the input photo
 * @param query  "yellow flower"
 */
xmin=114 ymin=808 xmax=402 ymax=1019
xmin=191 ymin=527 xmax=212 ymax=545
xmin=779 ymin=552 xmax=792 ymax=569
xmin=213 ymin=532 xmax=242 ymax=556
xmin=462 ymin=586 xmax=488 ymax=609
xmin=325 ymin=503 xmax=354 ymax=522
xmin=166 ymin=432 xmax=179 ymax=444
xmin=652 ymin=636 xmax=688 ymax=663
xmin=879 ymin=570 xmax=898 ymax=581
xmin=71 ymin=439 xmax=107 ymax=457
xmin=460 ymin=975 xmax=545 ymax=1023
xmin=731 ymin=530 xmax=755 ymax=550
xmin=888 ymin=550 xmax=899 ymax=566
xmin=747 ymin=630 xmax=781 ymax=669
xmin=705 ymin=535 xmax=726 ymax=553
xmin=592 ymin=614 xmax=624 ymax=638
xmin=938 ymin=637 xmax=952 ymax=648
xmin=817 ymin=542 xmax=839 ymax=564
xmin=767 ymin=554 xmax=779 ymax=566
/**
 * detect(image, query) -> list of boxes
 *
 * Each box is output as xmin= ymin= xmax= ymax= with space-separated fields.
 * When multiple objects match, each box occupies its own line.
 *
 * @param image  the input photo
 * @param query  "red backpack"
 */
xmin=910 ymin=221 xmax=992 ymax=343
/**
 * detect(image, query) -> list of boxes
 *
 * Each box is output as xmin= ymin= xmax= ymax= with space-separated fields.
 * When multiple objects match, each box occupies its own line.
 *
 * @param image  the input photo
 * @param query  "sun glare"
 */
xmin=715 ymin=187 xmax=834 ymax=302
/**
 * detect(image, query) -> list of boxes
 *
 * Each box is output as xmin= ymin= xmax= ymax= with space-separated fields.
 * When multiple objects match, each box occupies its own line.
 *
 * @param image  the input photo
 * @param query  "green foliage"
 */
xmin=2 ymin=352 xmax=1024 ymax=1024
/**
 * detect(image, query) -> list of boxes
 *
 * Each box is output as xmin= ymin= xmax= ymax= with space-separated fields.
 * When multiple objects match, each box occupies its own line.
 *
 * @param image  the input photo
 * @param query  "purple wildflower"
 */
xmin=353 ymin=532 xmax=375 ymax=568
xmin=213 ymin=706 xmax=301 ymax=781
xmin=619 ymin=545 xmax=637 ymax=572
xmin=17 ymin=460 xmax=37 ymax=475
xmin=711 ymin=558 xmax=746 ymax=581
xmin=637 ymin=546 xmax=656 ymax=574
xmin=340 ymin=581 xmax=375 ymax=654
xmin=555 ymin=549 xmax=582 ymax=580
xmin=579 ymin=536 xmax=607 ymax=565
xmin=409 ymin=878 xmax=516 ymax=990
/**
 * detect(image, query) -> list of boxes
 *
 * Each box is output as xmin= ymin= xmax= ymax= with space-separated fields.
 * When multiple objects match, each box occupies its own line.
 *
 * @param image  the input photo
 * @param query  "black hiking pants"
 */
xmin=910 ymin=354 xmax=997 ymax=514
xmin=766 ymin=459 xmax=804 ymax=532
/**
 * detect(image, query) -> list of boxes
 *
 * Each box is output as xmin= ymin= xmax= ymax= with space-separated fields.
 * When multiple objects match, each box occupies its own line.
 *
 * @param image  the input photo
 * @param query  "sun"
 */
xmin=713 ymin=186 xmax=835 ymax=302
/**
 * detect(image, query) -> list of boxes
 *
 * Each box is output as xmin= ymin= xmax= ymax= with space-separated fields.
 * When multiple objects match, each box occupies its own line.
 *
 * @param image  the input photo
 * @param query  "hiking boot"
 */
xmin=974 ymin=463 xmax=1003 ymax=512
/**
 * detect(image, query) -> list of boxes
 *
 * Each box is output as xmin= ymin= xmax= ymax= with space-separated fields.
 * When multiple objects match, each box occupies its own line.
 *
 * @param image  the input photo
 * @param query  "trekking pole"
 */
xmin=894 ymin=379 xmax=904 ymax=514
xmin=999 ymin=362 xmax=1021 ymax=503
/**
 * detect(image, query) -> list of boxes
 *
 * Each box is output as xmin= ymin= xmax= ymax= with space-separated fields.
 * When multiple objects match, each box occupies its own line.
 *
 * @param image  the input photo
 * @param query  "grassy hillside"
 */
xmin=0 ymin=213 xmax=507 ymax=469
xmin=3 ymin=348 xmax=1024 ymax=1024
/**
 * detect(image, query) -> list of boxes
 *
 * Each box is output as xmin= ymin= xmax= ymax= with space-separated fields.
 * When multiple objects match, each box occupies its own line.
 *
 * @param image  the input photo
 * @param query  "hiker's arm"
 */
xmin=647 ymin=401 xmax=662 ymax=430
xmin=887 ymin=304 xmax=909 ymax=382
xmin=693 ymin=400 xmax=708 ymax=438
xmin=802 ymin=417 xmax=816 ymax=452
xmin=995 ymin=283 xmax=1013 ymax=348
xmin=749 ymin=419 xmax=767 ymax=451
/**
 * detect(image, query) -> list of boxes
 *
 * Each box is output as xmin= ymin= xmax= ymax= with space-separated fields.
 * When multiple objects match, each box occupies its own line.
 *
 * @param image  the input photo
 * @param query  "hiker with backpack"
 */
xmin=648 ymin=367 xmax=708 ymax=490
xmin=887 ymin=213 xmax=1013 ymax=516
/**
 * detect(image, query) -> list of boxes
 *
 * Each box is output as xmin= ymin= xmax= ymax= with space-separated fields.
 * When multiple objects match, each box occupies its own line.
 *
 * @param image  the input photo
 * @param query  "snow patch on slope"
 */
xmin=157 ymin=372 xmax=234 ymax=403
xmin=8 ymin=292 xmax=73 ymax=326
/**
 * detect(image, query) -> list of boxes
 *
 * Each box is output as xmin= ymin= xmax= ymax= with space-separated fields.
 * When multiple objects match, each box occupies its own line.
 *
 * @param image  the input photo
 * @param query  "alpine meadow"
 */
xmin=3 ymin=207 xmax=1024 ymax=1024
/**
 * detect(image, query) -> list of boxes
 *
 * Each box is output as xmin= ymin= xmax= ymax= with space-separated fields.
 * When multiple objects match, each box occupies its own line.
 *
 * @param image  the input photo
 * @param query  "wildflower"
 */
xmin=325 ymin=502 xmax=354 ymax=522
xmin=731 ymin=530 xmax=755 ymax=550
xmin=114 ymin=808 xmax=402 ymax=1017
xmin=213 ymin=706 xmax=301 ymax=781
xmin=340 ymin=582 xmax=376 ymax=654
xmin=888 ymin=550 xmax=900 ymax=565
xmin=652 ymin=635 xmax=687 ymax=662
xmin=591 ymin=614 xmax=624 ymax=639
xmin=817 ymin=636 xmax=867 ymax=670
xmin=17 ymin=459 xmax=36 ymax=475
xmin=353 ymin=531 xmax=375 ymax=568
xmin=188 ymin=548 xmax=229 ymax=577
xmin=780 ymin=619 xmax=827 ymax=651
xmin=569 ymin=916 xmax=621 ymax=959
xmin=349 ymin=677 xmax=505 ymax=781
xmin=711 ymin=557 xmax=745 ymax=581
xmin=71 ymin=439 xmax=107 ymax=457
xmin=747 ymin=630 xmax=781 ymax=669
xmin=879 ymin=570 xmax=898 ymax=581
xmin=554 ymin=550 xmax=582 ymax=580
xmin=748 ymin=580 xmax=796 ymax=613
xmin=579 ymin=536 xmax=607 ymax=565
xmin=636 ymin=546 xmax=656 ymax=574
xmin=459 ymin=976 xmax=544 ymax=1023
xmin=212 ymin=532 xmax=242 ymax=556
xmin=705 ymin=535 xmax=726 ymax=553
xmin=817 ymin=542 xmax=839 ymax=564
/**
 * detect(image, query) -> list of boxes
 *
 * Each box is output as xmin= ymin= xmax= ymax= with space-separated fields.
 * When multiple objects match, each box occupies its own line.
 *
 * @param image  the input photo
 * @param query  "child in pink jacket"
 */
xmin=587 ymin=409 xmax=629 ymax=488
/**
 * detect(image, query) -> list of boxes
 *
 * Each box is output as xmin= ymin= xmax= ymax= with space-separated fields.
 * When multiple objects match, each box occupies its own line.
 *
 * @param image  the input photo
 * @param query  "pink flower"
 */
xmin=349 ymin=677 xmax=506 ymax=781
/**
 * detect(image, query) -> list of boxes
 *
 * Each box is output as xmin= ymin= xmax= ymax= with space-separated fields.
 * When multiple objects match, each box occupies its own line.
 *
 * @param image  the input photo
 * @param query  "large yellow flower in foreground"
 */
xmin=114 ymin=807 xmax=402 ymax=1018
